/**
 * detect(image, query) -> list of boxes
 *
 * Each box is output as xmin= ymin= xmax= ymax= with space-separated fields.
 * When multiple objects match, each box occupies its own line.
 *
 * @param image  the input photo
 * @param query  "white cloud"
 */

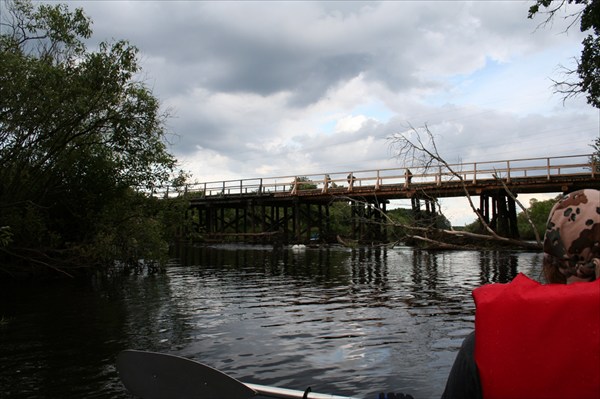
xmin=334 ymin=115 xmax=368 ymax=134
xmin=68 ymin=0 xmax=597 ymax=224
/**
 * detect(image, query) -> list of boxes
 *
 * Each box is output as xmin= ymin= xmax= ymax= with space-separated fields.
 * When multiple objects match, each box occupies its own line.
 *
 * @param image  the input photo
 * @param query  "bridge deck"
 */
xmin=167 ymin=154 xmax=600 ymax=205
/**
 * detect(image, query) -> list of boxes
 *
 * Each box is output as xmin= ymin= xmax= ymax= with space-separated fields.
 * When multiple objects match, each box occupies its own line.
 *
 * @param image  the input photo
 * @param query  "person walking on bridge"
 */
xmin=441 ymin=188 xmax=600 ymax=399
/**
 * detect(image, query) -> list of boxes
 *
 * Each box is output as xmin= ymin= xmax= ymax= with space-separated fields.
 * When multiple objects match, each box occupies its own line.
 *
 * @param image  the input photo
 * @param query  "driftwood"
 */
xmin=339 ymin=191 xmax=543 ymax=251
xmin=404 ymin=225 xmax=542 ymax=250
xmin=409 ymin=235 xmax=467 ymax=250
xmin=206 ymin=232 xmax=280 ymax=237
xmin=336 ymin=235 xmax=359 ymax=248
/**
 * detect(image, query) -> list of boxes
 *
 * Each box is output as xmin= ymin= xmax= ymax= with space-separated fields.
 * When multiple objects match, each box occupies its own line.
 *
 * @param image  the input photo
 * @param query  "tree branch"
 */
xmin=389 ymin=124 xmax=500 ymax=238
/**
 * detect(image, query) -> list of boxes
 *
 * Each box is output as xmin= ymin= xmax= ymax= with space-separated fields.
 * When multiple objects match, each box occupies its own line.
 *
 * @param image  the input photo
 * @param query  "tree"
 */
xmin=388 ymin=124 xmax=499 ymax=237
xmin=289 ymin=176 xmax=318 ymax=192
xmin=0 ymin=0 xmax=177 ymax=276
xmin=528 ymin=0 xmax=600 ymax=108
xmin=517 ymin=197 xmax=557 ymax=241
xmin=387 ymin=125 xmax=541 ymax=250
xmin=590 ymin=136 xmax=600 ymax=169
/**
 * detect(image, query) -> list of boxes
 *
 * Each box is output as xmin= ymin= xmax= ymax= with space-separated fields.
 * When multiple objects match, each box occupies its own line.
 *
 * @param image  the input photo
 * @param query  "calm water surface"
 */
xmin=0 ymin=245 xmax=543 ymax=398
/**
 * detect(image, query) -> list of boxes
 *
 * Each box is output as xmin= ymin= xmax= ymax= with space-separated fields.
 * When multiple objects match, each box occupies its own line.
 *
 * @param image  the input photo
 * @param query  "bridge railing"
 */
xmin=156 ymin=154 xmax=595 ymax=198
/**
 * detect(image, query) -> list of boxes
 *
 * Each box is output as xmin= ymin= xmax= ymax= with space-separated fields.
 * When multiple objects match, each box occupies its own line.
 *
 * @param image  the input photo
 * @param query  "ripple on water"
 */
xmin=0 ymin=245 xmax=543 ymax=398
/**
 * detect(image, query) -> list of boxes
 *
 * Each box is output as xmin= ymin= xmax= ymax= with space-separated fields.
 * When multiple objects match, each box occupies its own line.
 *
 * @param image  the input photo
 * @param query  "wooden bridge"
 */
xmin=166 ymin=154 xmax=600 ymax=244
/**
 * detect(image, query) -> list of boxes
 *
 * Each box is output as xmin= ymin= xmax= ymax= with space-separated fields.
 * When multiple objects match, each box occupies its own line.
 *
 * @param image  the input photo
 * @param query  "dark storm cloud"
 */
xmin=77 ymin=0 xmax=574 ymax=100
xmin=285 ymin=53 xmax=374 ymax=106
xmin=78 ymin=1 xmax=432 ymax=103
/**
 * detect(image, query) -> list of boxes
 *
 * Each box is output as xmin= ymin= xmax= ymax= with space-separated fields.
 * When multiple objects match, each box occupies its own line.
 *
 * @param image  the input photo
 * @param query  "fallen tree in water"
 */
xmin=381 ymin=124 xmax=545 ymax=251
xmin=401 ymin=225 xmax=542 ymax=250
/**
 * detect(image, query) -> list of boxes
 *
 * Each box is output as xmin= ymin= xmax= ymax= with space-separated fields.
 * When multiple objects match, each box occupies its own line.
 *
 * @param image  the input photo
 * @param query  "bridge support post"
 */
xmin=283 ymin=205 xmax=290 ymax=243
xmin=205 ymin=205 xmax=213 ymax=235
xmin=350 ymin=200 xmax=388 ymax=243
xmin=293 ymin=199 xmax=300 ymax=242
xmin=411 ymin=196 xmax=437 ymax=227
xmin=352 ymin=202 xmax=360 ymax=241
xmin=369 ymin=200 xmax=387 ymax=242
xmin=480 ymin=191 xmax=520 ymax=239
xmin=479 ymin=194 xmax=490 ymax=226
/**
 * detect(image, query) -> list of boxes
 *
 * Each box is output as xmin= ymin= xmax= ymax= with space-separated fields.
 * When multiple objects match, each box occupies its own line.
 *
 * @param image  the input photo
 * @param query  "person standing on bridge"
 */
xmin=441 ymin=188 xmax=600 ymax=399
xmin=347 ymin=173 xmax=356 ymax=191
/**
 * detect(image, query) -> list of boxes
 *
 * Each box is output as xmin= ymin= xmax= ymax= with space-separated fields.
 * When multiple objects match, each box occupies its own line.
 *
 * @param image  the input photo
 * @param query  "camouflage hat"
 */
xmin=543 ymin=189 xmax=600 ymax=281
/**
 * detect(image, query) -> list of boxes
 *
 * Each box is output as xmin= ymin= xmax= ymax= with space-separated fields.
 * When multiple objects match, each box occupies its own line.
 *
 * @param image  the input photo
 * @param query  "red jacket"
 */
xmin=473 ymin=273 xmax=600 ymax=399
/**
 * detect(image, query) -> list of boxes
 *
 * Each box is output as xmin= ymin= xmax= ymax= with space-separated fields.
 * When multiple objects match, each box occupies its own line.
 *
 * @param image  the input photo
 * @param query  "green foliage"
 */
xmin=156 ymin=194 xmax=195 ymax=242
xmin=290 ymin=176 xmax=317 ymax=191
xmin=590 ymin=136 xmax=600 ymax=168
xmin=0 ymin=0 xmax=177 ymax=276
xmin=88 ymin=192 xmax=169 ymax=268
xmin=463 ymin=218 xmax=481 ymax=234
xmin=0 ymin=227 xmax=13 ymax=248
xmin=516 ymin=197 xmax=557 ymax=241
xmin=328 ymin=202 xmax=353 ymax=237
xmin=529 ymin=0 xmax=600 ymax=108
xmin=386 ymin=207 xmax=413 ymax=239
xmin=462 ymin=196 xmax=557 ymax=240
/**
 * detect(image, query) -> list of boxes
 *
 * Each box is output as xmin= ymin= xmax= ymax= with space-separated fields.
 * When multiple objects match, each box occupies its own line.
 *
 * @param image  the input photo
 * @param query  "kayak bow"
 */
xmin=117 ymin=349 xmax=360 ymax=399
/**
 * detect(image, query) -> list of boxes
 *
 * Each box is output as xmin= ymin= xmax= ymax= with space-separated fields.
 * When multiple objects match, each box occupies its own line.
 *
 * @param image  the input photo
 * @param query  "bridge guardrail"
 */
xmin=154 ymin=154 xmax=596 ymax=198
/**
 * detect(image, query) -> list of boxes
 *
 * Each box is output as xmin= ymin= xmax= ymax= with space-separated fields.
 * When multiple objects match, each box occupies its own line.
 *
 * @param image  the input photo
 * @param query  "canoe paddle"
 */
xmin=116 ymin=349 xmax=361 ymax=399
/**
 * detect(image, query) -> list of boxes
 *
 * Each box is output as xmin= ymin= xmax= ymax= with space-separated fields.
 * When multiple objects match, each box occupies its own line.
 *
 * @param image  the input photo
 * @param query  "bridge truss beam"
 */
xmin=187 ymin=197 xmax=395 ymax=245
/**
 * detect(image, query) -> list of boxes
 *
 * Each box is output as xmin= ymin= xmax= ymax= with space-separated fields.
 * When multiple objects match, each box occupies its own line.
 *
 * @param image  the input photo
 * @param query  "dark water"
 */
xmin=0 ymin=245 xmax=543 ymax=398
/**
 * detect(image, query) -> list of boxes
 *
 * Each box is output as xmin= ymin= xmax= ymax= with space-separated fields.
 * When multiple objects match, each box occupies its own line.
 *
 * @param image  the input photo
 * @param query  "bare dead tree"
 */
xmin=550 ymin=59 xmax=585 ymax=105
xmin=528 ymin=1 xmax=592 ymax=106
xmin=388 ymin=124 xmax=499 ymax=238
xmin=386 ymin=124 xmax=542 ymax=250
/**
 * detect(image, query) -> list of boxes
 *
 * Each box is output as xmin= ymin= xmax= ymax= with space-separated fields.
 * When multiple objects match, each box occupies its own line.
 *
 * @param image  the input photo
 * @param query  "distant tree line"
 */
xmin=462 ymin=196 xmax=558 ymax=241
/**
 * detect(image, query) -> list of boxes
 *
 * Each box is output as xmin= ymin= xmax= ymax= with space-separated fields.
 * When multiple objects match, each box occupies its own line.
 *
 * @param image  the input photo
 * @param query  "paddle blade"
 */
xmin=117 ymin=350 xmax=257 ymax=399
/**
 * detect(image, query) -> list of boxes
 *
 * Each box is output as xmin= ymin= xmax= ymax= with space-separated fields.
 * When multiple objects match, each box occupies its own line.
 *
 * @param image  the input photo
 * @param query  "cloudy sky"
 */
xmin=71 ymin=1 xmax=597 ymax=224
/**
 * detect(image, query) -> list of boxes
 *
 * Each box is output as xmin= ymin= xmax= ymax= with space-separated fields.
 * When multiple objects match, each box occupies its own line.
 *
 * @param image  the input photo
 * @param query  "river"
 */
xmin=0 ymin=244 xmax=544 ymax=398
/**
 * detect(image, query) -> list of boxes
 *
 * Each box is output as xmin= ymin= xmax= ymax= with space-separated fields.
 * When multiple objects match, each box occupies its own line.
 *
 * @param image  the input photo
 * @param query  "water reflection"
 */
xmin=0 ymin=245 xmax=543 ymax=398
xmin=479 ymin=251 xmax=518 ymax=284
xmin=166 ymin=244 xmax=543 ymax=398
